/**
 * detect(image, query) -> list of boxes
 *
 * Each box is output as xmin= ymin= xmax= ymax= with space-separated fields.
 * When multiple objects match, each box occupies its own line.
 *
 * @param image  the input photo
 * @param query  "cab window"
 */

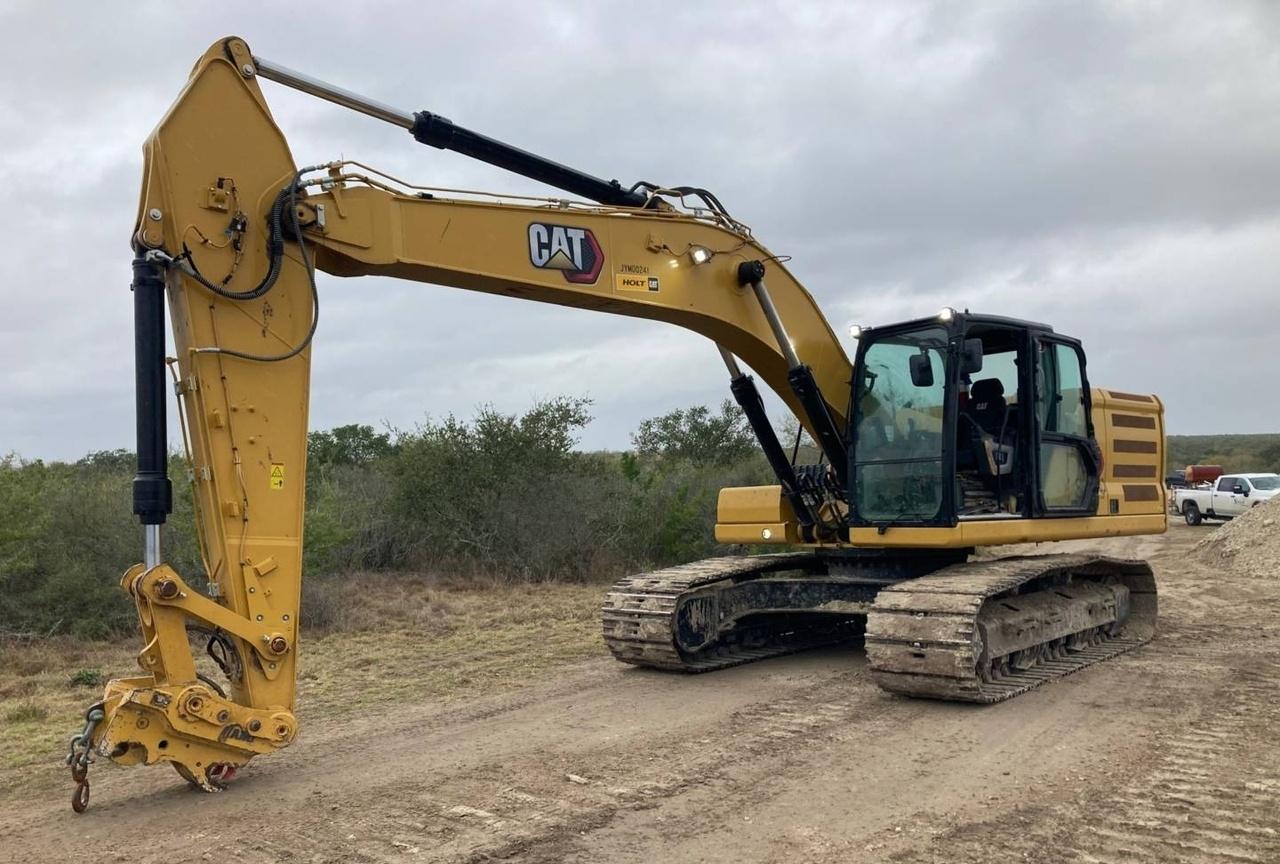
xmin=977 ymin=349 xmax=1018 ymax=400
xmin=1036 ymin=343 xmax=1088 ymax=439
xmin=853 ymin=326 xmax=948 ymax=522
xmin=1036 ymin=340 xmax=1094 ymax=511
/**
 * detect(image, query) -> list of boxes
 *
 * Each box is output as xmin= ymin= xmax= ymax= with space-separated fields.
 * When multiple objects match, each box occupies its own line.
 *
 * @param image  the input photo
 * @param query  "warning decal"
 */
xmin=269 ymin=463 xmax=285 ymax=490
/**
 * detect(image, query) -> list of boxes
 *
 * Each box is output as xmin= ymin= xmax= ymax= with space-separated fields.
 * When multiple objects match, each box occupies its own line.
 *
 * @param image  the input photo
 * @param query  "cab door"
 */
xmin=1214 ymin=476 xmax=1248 ymax=515
xmin=1033 ymin=338 xmax=1100 ymax=515
xmin=1232 ymin=478 xmax=1255 ymax=513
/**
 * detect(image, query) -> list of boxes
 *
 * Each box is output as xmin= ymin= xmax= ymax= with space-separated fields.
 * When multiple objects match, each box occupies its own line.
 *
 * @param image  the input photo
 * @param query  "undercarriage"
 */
xmin=602 ymin=551 xmax=1157 ymax=702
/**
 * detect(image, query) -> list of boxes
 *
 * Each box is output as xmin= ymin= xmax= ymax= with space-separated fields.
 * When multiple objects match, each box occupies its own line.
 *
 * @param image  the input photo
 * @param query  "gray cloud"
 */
xmin=1 ymin=0 xmax=1277 ymax=460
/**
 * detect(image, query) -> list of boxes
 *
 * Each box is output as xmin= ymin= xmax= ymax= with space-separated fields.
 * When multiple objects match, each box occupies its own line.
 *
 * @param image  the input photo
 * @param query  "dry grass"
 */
xmin=0 ymin=638 xmax=138 ymax=784
xmin=296 ymin=573 xmax=606 ymax=717
xmin=0 ymin=575 xmax=608 ymax=795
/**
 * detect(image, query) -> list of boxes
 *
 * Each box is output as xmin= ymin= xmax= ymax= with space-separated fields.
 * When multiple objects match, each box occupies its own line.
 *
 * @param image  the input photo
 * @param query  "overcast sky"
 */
xmin=1 ymin=1 xmax=1277 ymax=460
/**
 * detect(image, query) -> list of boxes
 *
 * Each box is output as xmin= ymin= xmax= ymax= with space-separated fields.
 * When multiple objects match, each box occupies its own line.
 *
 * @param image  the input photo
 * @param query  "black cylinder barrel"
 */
xmin=131 ymin=253 xmax=172 ymax=525
xmin=411 ymin=112 xmax=649 ymax=208
xmin=729 ymin=373 xmax=817 ymax=534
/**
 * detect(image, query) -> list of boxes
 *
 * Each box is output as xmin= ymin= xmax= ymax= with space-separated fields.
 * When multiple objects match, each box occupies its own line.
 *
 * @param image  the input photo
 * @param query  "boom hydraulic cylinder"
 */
xmin=130 ymin=251 xmax=172 ymax=567
xmin=718 ymin=348 xmax=818 ymax=535
xmin=250 ymin=54 xmax=648 ymax=208
xmin=737 ymin=261 xmax=849 ymax=489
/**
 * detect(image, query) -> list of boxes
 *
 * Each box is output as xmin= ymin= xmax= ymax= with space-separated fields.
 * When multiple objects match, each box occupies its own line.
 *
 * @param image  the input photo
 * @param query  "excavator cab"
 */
xmin=848 ymin=311 xmax=1101 ymax=530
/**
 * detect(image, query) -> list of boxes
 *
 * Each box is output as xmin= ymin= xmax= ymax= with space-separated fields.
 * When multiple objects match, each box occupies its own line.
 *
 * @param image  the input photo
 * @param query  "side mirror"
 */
xmin=961 ymin=338 xmax=984 ymax=375
xmin=1233 ymin=484 xmax=1247 ymax=496
xmin=909 ymin=352 xmax=934 ymax=387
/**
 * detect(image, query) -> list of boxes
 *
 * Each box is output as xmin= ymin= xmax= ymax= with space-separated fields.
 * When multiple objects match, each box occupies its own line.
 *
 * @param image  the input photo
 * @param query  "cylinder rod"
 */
xmin=748 ymin=279 xmax=802 ymax=369
xmin=252 ymin=55 xmax=415 ymax=128
xmin=737 ymin=261 xmax=849 ymax=488
xmin=144 ymin=525 xmax=161 ymax=570
xmin=717 ymin=345 xmax=744 ymax=379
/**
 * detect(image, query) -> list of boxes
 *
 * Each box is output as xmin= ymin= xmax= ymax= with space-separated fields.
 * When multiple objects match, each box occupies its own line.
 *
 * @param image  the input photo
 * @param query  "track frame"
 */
xmin=602 ymin=552 xmax=1157 ymax=705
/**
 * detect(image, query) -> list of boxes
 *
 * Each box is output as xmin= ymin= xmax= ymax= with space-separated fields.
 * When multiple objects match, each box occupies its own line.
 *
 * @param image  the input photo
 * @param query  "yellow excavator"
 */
xmin=66 ymin=37 xmax=1165 ymax=811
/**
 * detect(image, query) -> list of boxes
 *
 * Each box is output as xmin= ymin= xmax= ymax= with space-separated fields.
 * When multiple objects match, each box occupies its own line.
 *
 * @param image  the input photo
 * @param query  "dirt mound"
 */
xmin=1192 ymin=494 xmax=1280 ymax=578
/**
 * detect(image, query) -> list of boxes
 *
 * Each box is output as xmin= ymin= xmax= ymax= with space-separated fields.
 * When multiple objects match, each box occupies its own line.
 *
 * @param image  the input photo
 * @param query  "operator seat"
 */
xmin=968 ymin=378 xmax=1007 ymax=436
xmin=964 ymin=378 xmax=1015 ymax=484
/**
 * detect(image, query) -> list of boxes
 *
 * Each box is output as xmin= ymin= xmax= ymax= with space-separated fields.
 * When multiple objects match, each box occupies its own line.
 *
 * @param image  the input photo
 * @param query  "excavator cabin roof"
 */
xmin=857 ymin=311 xmax=1056 ymax=340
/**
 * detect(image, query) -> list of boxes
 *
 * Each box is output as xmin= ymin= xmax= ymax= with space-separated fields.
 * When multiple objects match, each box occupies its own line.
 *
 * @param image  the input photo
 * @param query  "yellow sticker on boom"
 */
xmin=615 ymin=272 xmax=660 ymax=293
xmin=269 ymin=463 xmax=285 ymax=490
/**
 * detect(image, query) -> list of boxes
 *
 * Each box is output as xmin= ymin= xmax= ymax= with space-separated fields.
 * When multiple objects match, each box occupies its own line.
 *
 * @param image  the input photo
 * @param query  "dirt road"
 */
xmin=6 ymin=523 xmax=1278 ymax=863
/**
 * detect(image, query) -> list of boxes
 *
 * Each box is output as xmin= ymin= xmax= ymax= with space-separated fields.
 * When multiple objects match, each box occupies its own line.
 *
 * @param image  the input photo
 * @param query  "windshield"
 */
xmin=1249 ymin=476 xmax=1280 ymax=490
xmin=853 ymin=326 xmax=949 ymax=521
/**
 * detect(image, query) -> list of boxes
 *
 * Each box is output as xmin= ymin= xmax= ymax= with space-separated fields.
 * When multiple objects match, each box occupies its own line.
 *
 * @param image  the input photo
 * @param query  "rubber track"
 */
xmin=600 ymin=553 xmax=848 ymax=673
xmin=865 ymin=554 xmax=1158 ymax=703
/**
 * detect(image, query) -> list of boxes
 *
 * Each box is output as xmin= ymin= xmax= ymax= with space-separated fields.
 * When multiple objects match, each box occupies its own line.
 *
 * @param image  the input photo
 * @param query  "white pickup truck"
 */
xmin=1174 ymin=473 xmax=1280 ymax=525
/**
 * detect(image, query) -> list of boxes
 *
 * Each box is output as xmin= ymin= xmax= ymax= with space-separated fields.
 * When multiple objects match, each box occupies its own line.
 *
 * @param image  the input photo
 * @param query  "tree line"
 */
xmin=4 ymin=399 xmax=1273 ymax=640
xmin=0 ymin=398 xmax=770 ymax=638
xmin=1164 ymin=433 xmax=1280 ymax=475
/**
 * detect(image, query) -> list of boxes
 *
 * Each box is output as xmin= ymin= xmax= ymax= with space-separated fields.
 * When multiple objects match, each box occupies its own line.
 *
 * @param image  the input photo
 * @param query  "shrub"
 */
xmin=299 ymin=575 xmax=349 ymax=632
xmin=386 ymin=396 xmax=608 ymax=579
xmin=307 ymin=424 xmax=393 ymax=469
xmin=0 ymin=453 xmax=201 ymax=638
xmin=615 ymin=451 xmax=772 ymax=567
xmin=633 ymin=399 xmax=758 ymax=465
xmin=0 ymin=396 xmax=783 ymax=635
xmin=304 ymin=463 xmax=400 ymax=576
xmin=68 ymin=668 xmax=103 ymax=688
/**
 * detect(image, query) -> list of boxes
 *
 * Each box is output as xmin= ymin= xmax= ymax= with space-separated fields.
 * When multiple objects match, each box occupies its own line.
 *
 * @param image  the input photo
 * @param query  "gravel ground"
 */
xmin=1193 ymin=493 xmax=1280 ymax=579
xmin=4 ymin=522 xmax=1277 ymax=864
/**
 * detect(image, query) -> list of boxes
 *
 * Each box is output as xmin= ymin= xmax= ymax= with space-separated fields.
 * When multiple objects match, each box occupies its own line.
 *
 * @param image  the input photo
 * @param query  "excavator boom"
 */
xmin=69 ymin=36 xmax=854 ymax=807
